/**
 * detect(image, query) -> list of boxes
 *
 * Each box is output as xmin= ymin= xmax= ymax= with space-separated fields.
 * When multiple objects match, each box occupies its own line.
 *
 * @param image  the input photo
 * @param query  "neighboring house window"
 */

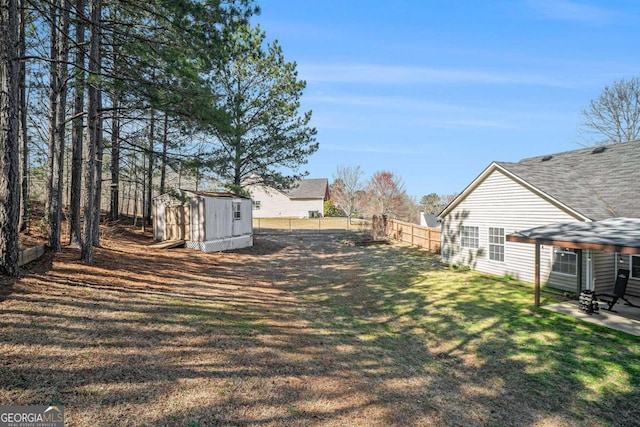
xmin=631 ymin=255 xmax=640 ymax=278
xmin=232 ymin=203 xmax=241 ymax=220
xmin=252 ymin=200 xmax=261 ymax=210
xmin=552 ymin=247 xmax=577 ymax=275
xmin=488 ymin=227 xmax=505 ymax=262
xmin=460 ymin=226 xmax=479 ymax=249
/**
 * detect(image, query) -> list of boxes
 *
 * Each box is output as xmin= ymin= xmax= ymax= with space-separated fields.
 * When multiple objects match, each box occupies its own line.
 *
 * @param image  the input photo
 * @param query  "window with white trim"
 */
xmin=631 ymin=255 xmax=640 ymax=278
xmin=232 ymin=202 xmax=241 ymax=220
xmin=460 ymin=226 xmax=479 ymax=249
xmin=252 ymin=200 xmax=261 ymax=210
xmin=552 ymin=247 xmax=577 ymax=275
xmin=488 ymin=227 xmax=505 ymax=262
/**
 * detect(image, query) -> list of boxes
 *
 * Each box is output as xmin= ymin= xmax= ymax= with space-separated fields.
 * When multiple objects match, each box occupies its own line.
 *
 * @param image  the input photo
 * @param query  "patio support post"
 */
xmin=576 ymin=249 xmax=583 ymax=300
xmin=535 ymin=241 xmax=540 ymax=307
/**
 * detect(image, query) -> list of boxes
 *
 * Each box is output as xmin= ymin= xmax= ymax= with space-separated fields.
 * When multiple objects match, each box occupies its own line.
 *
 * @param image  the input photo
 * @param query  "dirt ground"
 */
xmin=3 ymin=225 xmax=422 ymax=426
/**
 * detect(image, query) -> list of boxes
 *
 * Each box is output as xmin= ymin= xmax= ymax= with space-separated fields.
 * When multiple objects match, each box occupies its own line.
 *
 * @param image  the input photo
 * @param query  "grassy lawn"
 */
xmin=1 ymin=228 xmax=639 ymax=426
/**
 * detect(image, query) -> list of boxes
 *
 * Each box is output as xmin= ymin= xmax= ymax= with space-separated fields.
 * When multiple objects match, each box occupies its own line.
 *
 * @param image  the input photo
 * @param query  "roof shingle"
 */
xmin=497 ymin=141 xmax=640 ymax=220
xmin=286 ymin=178 xmax=329 ymax=200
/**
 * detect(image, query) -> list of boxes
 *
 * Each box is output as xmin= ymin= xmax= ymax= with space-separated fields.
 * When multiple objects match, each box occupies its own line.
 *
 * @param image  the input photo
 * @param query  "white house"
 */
xmin=439 ymin=141 xmax=640 ymax=296
xmin=153 ymin=191 xmax=253 ymax=252
xmin=246 ymin=178 xmax=330 ymax=218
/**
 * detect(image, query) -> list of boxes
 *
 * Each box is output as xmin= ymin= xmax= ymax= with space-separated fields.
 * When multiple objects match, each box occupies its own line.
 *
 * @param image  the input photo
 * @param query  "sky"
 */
xmin=252 ymin=0 xmax=640 ymax=199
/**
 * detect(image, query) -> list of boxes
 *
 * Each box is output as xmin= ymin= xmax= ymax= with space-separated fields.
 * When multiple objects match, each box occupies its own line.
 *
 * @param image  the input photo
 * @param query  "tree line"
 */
xmin=327 ymin=165 xmax=456 ymax=223
xmin=0 ymin=0 xmax=317 ymax=275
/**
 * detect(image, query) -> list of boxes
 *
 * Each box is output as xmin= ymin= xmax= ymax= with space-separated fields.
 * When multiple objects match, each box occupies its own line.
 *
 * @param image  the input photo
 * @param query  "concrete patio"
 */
xmin=543 ymin=295 xmax=640 ymax=337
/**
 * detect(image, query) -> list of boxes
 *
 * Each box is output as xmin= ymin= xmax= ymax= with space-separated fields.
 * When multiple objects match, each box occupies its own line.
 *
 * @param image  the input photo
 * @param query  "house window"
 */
xmin=552 ymin=247 xmax=577 ymax=275
xmin=488 ymin=227 xmax=504 ymax=262
xmin=252 ymin=200 xmax=261 ymax=210
xmin=631 ymin=255 xmax=640 ymax=279
xmin=232 ymin=203 xmax=241 ymax=220
xmin=460 ymin=226 xmax=479 ymax=249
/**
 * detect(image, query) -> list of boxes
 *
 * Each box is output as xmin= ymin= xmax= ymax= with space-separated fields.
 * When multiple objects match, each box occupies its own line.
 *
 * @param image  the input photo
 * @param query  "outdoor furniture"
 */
xmin=595 ymin=269 xmax=631 ymax=312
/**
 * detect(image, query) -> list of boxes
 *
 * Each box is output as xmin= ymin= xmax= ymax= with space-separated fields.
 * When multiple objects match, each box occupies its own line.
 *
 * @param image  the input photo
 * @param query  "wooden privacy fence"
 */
xmin=386 ymin=219 xmax=441 ymax=252
xmin=165 ymin=204 xmax=190 ymax=240
xmin=253 ymin=217 xmax=370 ymax=234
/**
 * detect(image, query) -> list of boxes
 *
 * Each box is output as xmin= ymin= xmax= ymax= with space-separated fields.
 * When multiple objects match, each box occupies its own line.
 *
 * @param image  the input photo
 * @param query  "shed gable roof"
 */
xmin=441 ymin=140 xmax=640 ymax=220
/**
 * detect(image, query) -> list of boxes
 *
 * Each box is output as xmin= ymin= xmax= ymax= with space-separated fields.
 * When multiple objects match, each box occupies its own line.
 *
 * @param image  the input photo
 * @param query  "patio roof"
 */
xmin=506 ymin=217 xmax=640 ymax=308
xmin=507 ymin=217 xmax=640 ymax=255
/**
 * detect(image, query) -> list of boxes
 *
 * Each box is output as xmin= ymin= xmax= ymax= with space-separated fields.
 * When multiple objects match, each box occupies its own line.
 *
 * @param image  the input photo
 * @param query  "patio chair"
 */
xmin=595 ymin=269 xmax=630 ymax=312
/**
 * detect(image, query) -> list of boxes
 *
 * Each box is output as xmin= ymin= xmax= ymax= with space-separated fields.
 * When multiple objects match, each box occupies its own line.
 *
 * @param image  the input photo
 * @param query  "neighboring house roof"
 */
xmin=420 ymin=213 xmax=440 ymax=228
xmin=441 ymin=140 xmax=640 ymax=221
xmin=286 ymin=178 xmax=329 ymax=200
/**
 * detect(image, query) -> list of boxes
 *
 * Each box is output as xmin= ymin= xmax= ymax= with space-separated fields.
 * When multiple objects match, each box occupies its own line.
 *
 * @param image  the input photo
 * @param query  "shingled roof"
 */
xmin=286 ymin=178 xmax=329 ymax=200
xmin=496 ymin=140 xmax=640 ymax=221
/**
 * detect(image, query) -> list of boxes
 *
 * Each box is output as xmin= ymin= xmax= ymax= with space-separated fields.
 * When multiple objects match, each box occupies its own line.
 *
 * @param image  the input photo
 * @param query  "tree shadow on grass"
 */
xmin=1 ymin=231 xmax=639 ymax=426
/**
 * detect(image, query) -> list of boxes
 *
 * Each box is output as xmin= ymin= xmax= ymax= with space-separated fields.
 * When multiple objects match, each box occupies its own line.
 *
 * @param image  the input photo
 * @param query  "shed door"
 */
xmin=165 ymin=204 xmax=190 ymax=240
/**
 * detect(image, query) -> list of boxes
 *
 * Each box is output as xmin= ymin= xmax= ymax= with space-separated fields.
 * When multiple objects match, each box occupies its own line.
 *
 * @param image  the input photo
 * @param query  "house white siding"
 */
xmin=249 ymin=186 xmax=324 ymax=218
xmin=441 ymin=169 xmax=583 ymax=290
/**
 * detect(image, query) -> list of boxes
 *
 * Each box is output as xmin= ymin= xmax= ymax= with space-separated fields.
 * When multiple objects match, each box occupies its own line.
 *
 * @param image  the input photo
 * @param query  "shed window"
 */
xmin=252 ymin=200 xmax=261 ymax=210
xmin=232 ymin=203 xmax=241 ymax=220
xmin=460 ymin=226 xmax=479 ymax=249
xmin=631 ymin=255 xmax=640 ymax=279
xmin=488 ymin=227 xmax=504 ymax=262
xmin=552 ymin=247 xmax=576 ymax=276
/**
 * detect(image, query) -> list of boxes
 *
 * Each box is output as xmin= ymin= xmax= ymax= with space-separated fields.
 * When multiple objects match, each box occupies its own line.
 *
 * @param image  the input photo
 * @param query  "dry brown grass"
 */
xmin=3 ymin=227 xmax=393 ymax=426
xmin=1 ymin=224 xmax=639 ymax=426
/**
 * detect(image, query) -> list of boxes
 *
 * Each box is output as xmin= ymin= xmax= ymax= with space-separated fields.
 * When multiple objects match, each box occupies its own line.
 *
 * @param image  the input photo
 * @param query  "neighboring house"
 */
xmin=247 ymin=178 xmax=330 ymax=218
xmin=153 ymin=190 xmax=253 ymax=252
xmin=420 ymin=213 xmax=440 ymax=228
xmin=439 ymin=141 xmax=640 ymax=295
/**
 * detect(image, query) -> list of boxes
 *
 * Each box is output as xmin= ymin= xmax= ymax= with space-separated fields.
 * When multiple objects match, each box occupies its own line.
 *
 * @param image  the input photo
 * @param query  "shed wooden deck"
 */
xmin=148 ymin=240 xmax=185 ymax=250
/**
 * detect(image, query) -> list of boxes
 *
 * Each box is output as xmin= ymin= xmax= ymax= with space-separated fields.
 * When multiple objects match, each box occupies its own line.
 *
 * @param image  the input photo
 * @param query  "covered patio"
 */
xmin=544 ymin=295 xmax=640 ymax=336
xmin=507 ymin=217 xmax=640 ymax=336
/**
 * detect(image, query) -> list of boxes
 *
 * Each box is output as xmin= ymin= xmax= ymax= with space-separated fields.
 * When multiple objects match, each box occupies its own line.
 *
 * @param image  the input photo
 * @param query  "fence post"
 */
xmin=411 ymin=224 xmax=414 ymax=246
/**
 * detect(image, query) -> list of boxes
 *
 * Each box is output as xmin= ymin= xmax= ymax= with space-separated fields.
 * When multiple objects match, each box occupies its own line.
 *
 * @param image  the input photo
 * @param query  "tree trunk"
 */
xmin=46 ymin=0 xmax=70 ymax=252
xmin=0 ymin=0 xmax=21 ymax=277
xmin=18 ymin=0 xmax=27 ymax=232
xmin=46 ymin=0 xmax=59 ymax=250
xmin=144 ymin=108 xmax=155 ymax=227
xmin=92 ymin=88 xmax=103 ymax=247
xmin=109 ymin=94 xmax=120 ymax=220
xmin=159 ymin=112 xmax=168 ymax=194
xmin=81 ymin=0 xmax=101 ymax=264
xmin=69 ymin=0 xmax=86 ymax=247
xmin=132 ymin=172 xmax=139 ymax=227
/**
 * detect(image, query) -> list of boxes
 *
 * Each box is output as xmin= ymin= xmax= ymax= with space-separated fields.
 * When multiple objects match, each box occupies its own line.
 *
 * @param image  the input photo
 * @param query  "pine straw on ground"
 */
xmin=1 ymin=225 xmax=639 ymax=426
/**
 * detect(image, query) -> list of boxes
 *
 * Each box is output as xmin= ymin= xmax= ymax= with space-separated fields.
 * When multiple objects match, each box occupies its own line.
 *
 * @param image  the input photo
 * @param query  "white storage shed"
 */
xmin=153 ymin=191 xmax=253 ymax=252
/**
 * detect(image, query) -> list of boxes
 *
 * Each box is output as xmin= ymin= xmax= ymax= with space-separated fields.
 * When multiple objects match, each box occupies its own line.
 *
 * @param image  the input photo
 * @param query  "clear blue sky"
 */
xmin=253 ymin=0 xmax=640 ymax=199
